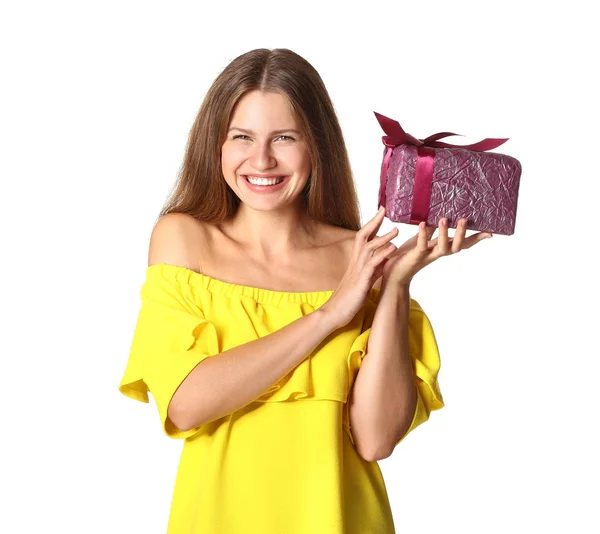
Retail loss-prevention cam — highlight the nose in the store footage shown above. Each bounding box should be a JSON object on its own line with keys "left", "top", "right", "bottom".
{"left": 249, "top": 140, "right": 277, "bottom": 170}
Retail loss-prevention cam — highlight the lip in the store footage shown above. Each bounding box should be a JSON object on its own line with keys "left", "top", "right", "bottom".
{"left": 242, "top": 174, "right": 290, "bottom": 193}
{"left": 242, "top": 174, "right": 288, "bottom": 178}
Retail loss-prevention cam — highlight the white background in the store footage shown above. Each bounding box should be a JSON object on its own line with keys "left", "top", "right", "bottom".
{"left": 1, "top": 0, "right": 599, "bottom": 532}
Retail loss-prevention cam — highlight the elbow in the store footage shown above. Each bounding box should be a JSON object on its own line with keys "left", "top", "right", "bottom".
{"left": 167, "top": 394, "right": 206, "bottom": 432}
{"left": 360, "top": 443, "right": 392, "bottom": 462}
{"left": 167, "top": 400, "right": 189, "bottom": 432}
{"left": 350, "top": 412, "right": 394, "bottom": 462}
{"left": 354, "top": 435, "right": 391, "bottom": 462}
{"left": 355, "top": 416, "right": 413, "bottom": 462}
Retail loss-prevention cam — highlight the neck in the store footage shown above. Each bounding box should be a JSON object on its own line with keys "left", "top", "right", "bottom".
{"left": 224, "top": 202, "right": 318, "bottom": 262}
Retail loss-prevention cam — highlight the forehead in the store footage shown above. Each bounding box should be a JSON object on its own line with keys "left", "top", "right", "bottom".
{"left": 229, "top": 91, "right": 299, "bottom": 129}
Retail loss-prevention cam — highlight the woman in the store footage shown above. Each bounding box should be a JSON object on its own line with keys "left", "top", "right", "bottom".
{"left": 118, "top": 48, "right": 491, "bottom": 533}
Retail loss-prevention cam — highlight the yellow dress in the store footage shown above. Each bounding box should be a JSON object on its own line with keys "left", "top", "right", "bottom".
{"left": 118, "top": 263, "right": 444, "bottom": 533}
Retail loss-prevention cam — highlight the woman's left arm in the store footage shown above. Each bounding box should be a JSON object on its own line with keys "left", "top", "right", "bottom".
{"left": 348, "top": 216, "right": 493, "bottom": 461}
{"left": 347, "top": 279, "right": 415, "bottom": 462}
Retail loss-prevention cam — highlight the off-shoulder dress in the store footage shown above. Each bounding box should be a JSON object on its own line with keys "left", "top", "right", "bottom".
{"left": 118, "top": 263, "right": 444, "bottom": 533}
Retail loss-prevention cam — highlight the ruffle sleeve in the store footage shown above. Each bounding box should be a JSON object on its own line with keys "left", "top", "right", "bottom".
{"left": 344, "top": 297, "right": 444, "bottom": 447}
{"left": 118, "top": 267, "right": 221, "bottom": 439}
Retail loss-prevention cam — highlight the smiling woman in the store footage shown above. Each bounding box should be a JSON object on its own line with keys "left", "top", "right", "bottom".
{"left": 118, "top": 47, "right": 444, "bottom": 534}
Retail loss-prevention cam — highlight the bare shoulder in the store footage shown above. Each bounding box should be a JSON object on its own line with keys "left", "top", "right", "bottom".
{"left": 148, "top": 212, "right": 208, "bottom": 270}
{"left": 322, "top": 223, "right": 357, "bottom": 246}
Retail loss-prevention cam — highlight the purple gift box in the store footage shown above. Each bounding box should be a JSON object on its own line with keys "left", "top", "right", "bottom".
{"left": 374, "top": 112, "right": 522, "bottom": 236}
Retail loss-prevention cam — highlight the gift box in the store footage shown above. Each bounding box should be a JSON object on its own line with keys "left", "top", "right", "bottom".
{"left": 374, "top": 112, "right": 522, "bottom": 236}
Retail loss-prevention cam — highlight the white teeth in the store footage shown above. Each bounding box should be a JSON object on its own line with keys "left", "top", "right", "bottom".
{"left": 246, "top": 176, "right": 285, "bottom": 186}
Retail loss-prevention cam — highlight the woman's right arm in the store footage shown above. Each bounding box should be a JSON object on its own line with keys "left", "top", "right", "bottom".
{"left": 172, "top": 302, "right": 337, "bottom": 431}
{"left": 149, "top": 214, "right": 342, "bottom": 432}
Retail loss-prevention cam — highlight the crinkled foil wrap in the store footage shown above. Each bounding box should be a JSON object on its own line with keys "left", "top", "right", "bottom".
{"left": 383, "top": 144, "right": 522, "bottom": 235}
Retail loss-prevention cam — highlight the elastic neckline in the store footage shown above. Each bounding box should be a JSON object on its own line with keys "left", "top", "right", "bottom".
{"left": 146, "top": 263, "right": 381, "bottom": 305}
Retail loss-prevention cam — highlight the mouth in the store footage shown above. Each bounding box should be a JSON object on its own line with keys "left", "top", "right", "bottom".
{"left": 242, "top": 175, "right": 289, "bottom": 186}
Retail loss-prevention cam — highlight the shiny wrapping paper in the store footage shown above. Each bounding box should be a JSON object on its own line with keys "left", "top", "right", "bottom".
{"left": 375, "top": 112, "right": 522, "bottom": 235}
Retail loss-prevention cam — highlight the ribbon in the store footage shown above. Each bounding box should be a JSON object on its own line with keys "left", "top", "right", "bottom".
{"left": 374, "top": 111, "right": 509, "bottom": 224}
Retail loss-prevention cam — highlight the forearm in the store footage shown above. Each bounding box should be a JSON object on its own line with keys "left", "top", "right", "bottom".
{"left": 348, "top": 281, "right": 417, "bottom": 460}
{"left": 169, "top": 308, "right": 339, "bottom": 430}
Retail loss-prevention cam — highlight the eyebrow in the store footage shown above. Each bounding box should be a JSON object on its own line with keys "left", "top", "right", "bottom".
{"left": 228, "top": 127, "right": 301, "bottom": 135}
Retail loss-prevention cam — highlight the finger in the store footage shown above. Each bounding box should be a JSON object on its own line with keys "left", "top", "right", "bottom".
{"left": 437, "top": 217, "right": 450, "bottom": 254}
{"left": 461, "top": 231, "right": 493, "bottom": 250}
{"left": 370, "top": 241, "right": 398, "bottom": 266}
{"left": 396, "top": 228, "right": 421, "bottom": 253}
{"left": 361, "top": 206, "right": 387, "bottom": 241}
{"left": 366, "top": 226, "right": 399, "bottom": 251}
{"left": 394, "top": 221, "right": 436, "bottom": 256}
{"left": 451, "top": 218, "right": 468, "bottom": 253}
{"left": 416, "top": 221, "right": 429, "bottom": 252}
{"left": 425, "top": 224, "right": 437, "bottom": 241}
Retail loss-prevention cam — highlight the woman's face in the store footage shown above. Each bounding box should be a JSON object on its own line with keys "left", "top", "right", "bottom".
{"left": 221, "top": 90, "right": 312, "bottom": 210}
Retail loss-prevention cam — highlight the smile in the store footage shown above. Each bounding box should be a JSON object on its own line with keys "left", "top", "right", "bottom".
{"left": 244, "top": 175, "right": 287, "bottom": 185}
{"left": 242, "top": 175, "right": 291, "bottom": 192}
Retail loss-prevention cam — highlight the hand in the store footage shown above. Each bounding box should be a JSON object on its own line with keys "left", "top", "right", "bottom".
{"left": 381, "top": 216, "right": 493, "bottom": 286}
{"left": 320, "top": 206, "right": 399, "bottom": 329}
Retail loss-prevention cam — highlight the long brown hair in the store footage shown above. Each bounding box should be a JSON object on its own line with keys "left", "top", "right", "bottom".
{"left": 158, "top": 48, "right": 362, "bottom": 231}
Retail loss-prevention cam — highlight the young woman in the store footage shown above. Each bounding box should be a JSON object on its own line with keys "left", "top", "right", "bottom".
{"left": 118, "top": 48, "right": 491, "bottom": 533}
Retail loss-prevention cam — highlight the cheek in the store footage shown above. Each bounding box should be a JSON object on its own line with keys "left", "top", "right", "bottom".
{"left": 221, "top": 144, "right": 244, "bottom": 164}
{"left": 282, "top": 145, "right": 310, "bottom": 164}
{"left": 292, "top": 150, "right": 312, "bottom": 170}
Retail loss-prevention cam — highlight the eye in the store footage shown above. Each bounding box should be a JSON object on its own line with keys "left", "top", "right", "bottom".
{"left": 232, "top": 134, "right": 296, "bottom": 141}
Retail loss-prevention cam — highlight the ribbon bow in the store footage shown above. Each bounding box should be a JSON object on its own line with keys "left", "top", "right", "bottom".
{"left": 374, "top": 111, "right": 509, "bottom": 224}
